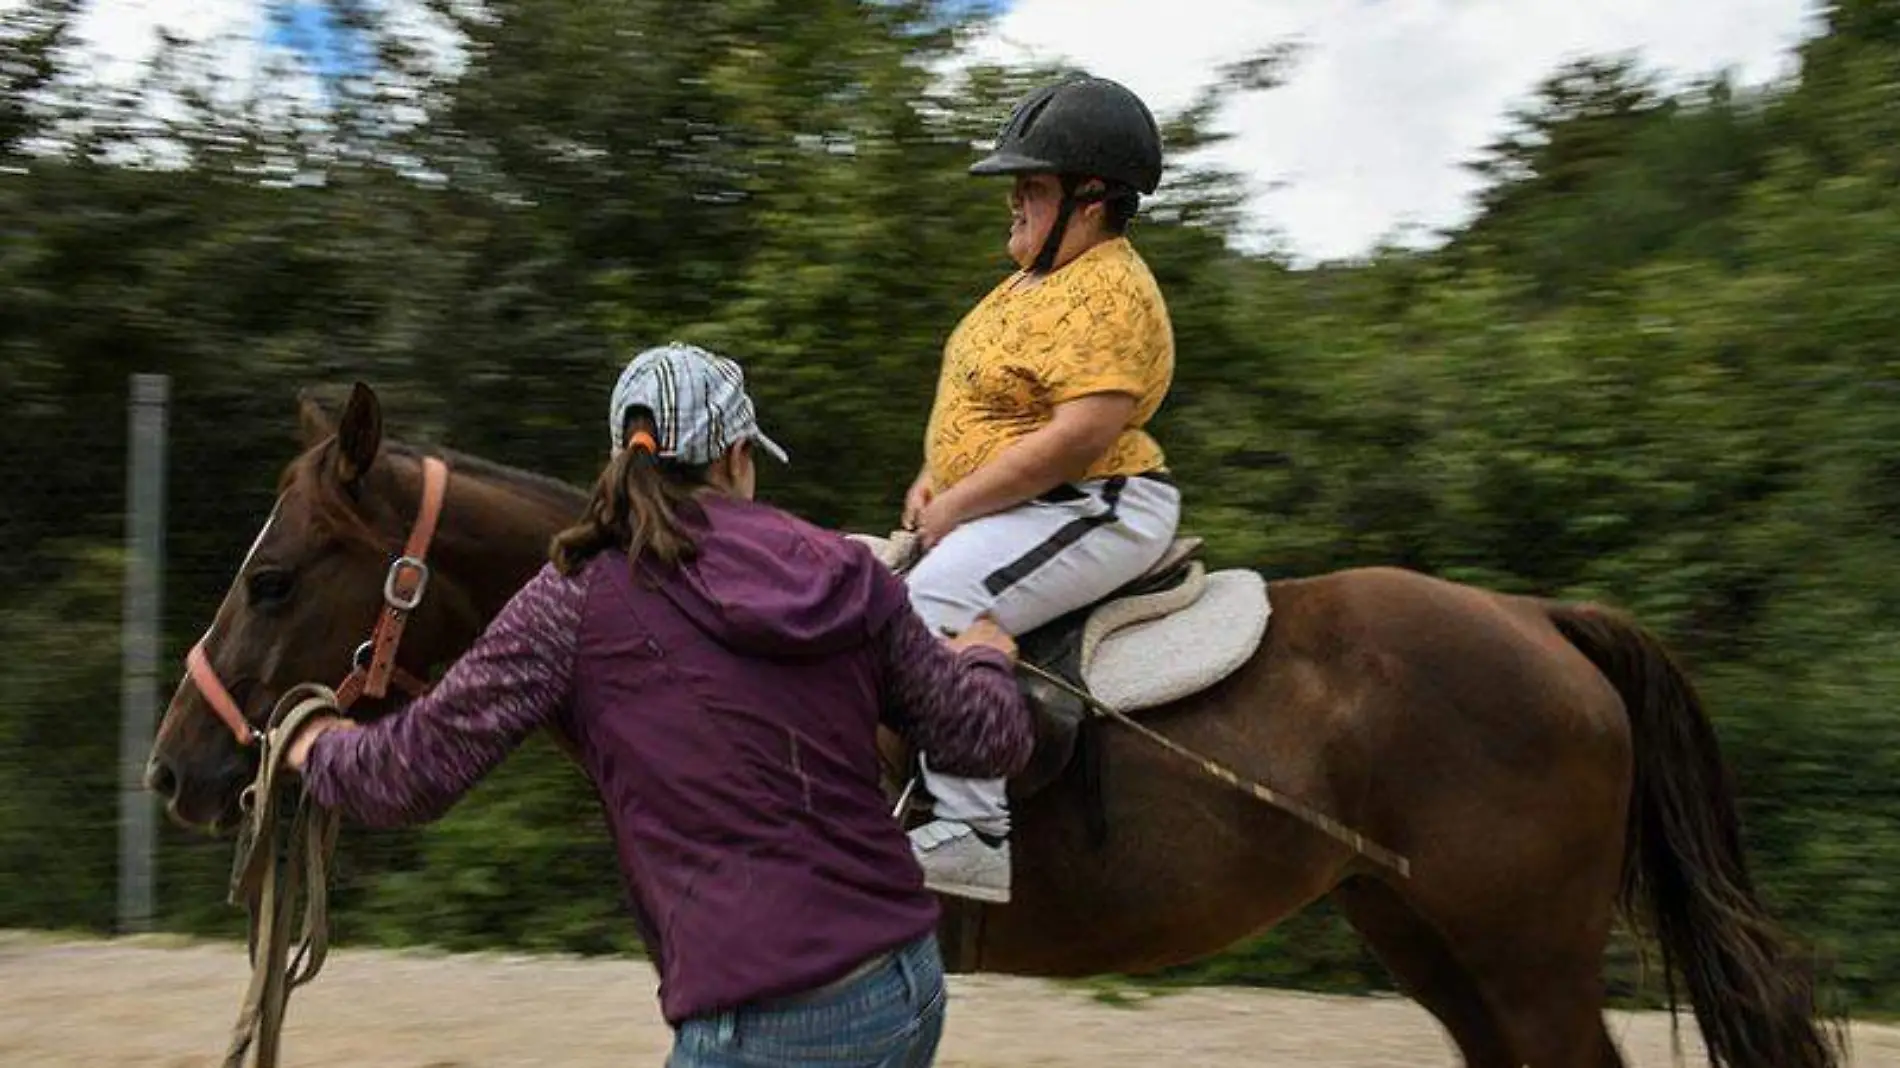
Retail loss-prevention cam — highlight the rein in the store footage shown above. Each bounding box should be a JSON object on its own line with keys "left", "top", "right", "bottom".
{"left": 189, "top": 455, "right": 451, "bottom": 1068}
{"left": 1015, "top": 660, "right": 1414, "bottom": 879}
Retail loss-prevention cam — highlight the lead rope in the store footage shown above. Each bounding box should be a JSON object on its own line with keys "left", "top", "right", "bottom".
{"left": 222, "top": 683, "right": 345, "bottom": 1068}
{"left": 1015, "top": 661, "right": 1413, "bottom": 879}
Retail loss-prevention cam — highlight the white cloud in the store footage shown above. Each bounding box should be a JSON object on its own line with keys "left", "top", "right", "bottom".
{"left": 61, "top": 0, "right": 260, "bottom": 85}
{"left": 966, "top": 0, "right": 1828, "bottom": 263}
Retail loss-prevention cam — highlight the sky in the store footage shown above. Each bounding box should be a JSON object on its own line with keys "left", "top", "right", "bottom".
{"left": 261, "top": 1, "right": 364, "bottom": 78}
{"left": 27, "top": 0, "right": 1830, "bottom": 263}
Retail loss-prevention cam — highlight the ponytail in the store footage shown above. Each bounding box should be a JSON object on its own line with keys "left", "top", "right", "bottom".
{"left": 550, "top": 408, "right": 710, "bottom": 576}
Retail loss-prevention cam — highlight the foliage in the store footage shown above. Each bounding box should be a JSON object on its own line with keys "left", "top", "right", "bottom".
{"left": 3, "top": 0, "right": 1898, "bottom": 1014}
{"left": 0, "top": 544, "right": 127, "bottom": 933}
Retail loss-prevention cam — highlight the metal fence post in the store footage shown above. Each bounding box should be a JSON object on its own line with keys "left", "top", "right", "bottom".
{"left": 119, "top": 372, "right": 168, "bottom": 934}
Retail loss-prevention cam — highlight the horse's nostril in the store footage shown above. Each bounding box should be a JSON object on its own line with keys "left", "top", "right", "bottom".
{"left": 145, "top": 758, "right": 178, "bottom": 799}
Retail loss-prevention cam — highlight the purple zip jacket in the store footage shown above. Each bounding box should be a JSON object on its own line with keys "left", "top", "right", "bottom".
{"left": 303, "top": 493, "right": 1033, "bottom": 1024}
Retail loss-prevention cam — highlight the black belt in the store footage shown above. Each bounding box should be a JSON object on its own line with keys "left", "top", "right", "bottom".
{"left": 1038, "top": 469, "right": 1171, "bottom": 504}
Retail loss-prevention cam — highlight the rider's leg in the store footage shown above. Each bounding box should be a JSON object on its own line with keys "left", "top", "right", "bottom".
{"left": 904, "top": 475, "right": 1180, "bottom": 901}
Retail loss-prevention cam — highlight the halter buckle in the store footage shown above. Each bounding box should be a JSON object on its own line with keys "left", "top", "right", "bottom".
{"left": 383, "top": 555, "right": 429, "bottom": 612}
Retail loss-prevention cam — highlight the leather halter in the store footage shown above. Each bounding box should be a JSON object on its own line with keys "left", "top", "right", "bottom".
{"left": 186, "top": 456, "right": 451, "bottom": 747}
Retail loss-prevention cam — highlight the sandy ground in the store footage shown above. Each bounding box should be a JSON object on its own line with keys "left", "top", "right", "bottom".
{"left": 2, "top": 930, "right": 1895, "bottom": 1067}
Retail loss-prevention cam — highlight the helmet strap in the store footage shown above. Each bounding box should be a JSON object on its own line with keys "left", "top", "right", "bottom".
{"left": 1030, "top": 177, "right": 1078, "bottom": 275}
{"left": 1030, "top": 176, "right": 1110, "bottom": 275}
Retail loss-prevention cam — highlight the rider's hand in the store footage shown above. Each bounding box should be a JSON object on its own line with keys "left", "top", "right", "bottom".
{"left": 902, "top": 470, "right": 934, "bottom": 531}
{"left": 916, "top": 491, "right": 966, "bottom": 550}
{"left": 948, "top": 616, "right": 1017, "bottom": 664}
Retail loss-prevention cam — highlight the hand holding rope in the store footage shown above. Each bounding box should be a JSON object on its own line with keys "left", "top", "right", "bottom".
{"left": 222, "top": 683, "right": 347, "bottom": 1068}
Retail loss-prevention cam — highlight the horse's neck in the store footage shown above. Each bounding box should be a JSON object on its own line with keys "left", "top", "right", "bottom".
{"left": 427, "top": 466, "right": 585, "bottom": 623}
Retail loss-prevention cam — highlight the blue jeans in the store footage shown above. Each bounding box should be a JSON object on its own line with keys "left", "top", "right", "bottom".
{"left": 667, "top": 934, "right": 946, "bottom": 1067}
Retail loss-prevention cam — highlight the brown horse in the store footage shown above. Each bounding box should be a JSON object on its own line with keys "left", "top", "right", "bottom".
{"left": 148, "top": 383, "right": 1842, "bottom": 1068}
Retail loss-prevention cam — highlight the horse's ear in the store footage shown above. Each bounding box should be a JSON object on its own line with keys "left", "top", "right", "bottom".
{"left": 297, "top": 390, "right": 335, "bottom": 451}
{"left": 334, "top": 382, "right": 383, "bottom": 486}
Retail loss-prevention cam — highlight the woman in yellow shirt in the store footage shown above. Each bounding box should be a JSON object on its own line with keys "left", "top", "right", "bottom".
{"left": 900, "top": 76, "right": 1180, "bottom": 903}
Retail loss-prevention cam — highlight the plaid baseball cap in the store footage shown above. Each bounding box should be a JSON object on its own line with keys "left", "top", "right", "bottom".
{"left": 608, "top": 342, "right": 789, "bottom": 464}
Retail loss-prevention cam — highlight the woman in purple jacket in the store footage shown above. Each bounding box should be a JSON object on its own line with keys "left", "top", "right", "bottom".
{"left": 284, "top": 342, "right": 1034, "bottom": 1067}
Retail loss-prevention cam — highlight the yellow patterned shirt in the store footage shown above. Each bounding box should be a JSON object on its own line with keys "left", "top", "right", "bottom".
{"left": 924, "top": 237, "right": 1174, "bottom": 492}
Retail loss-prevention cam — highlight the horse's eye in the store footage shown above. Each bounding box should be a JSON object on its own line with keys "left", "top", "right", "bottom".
{"left": 247, "top": 568, "right": 295, "bottom": 607}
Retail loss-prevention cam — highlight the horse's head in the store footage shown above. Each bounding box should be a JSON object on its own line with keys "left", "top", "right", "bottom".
{"left": 145, "top": 382, "right": 491, "bottom": 832}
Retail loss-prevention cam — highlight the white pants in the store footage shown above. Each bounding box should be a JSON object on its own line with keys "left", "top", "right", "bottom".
{"left": 905, "top": 474, "right": 1182, "bottom": 834}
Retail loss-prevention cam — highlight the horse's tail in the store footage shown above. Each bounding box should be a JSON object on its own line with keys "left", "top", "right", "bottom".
{"left": 1543, "top": 600, "right": 1843, "bottom": 1068}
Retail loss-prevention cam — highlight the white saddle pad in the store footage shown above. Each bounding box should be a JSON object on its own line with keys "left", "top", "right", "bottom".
{"left": 1082, "top": 569, "right": 1271, "bottom": 713}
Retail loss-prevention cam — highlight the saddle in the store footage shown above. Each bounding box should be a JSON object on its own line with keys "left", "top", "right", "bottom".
{"left": 853, "top": 530, "right": 1272, "bottom": 825}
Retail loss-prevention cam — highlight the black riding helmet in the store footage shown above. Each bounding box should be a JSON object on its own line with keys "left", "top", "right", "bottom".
{"left": 970, "top": 76, "right": 1163, "bottom": 273}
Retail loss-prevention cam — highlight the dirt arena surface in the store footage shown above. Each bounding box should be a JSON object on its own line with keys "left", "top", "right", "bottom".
{"left": 4, "top": 930, "right": 1895, "bottom": 1066}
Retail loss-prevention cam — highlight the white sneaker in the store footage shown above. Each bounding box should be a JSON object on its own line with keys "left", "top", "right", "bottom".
{"left": 908, "top": 819, "right": 1011, "bottom": 903}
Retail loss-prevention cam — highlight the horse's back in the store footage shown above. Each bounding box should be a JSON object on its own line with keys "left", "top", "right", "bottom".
{"left": 1257, "top": 564, "right": 1633, "bottom": 837}
{"left": 1266, "top": 564, "right": 1626, "bottom": 728}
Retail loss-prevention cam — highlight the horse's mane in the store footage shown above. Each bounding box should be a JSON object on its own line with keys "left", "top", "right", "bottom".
{"left": 282, "top": 437, "right": 589, "bottom": 558}
{"left": 392, "top": 440, "right": 590, "bottom": 514}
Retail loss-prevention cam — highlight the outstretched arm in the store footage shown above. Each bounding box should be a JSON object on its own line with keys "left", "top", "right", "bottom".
{"left": 296, "top": 564, "right": 585, "bottom": 828}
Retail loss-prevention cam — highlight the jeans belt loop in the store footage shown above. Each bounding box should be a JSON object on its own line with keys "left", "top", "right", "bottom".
{"left": 894, "top": 940, "right": 921, "bottom": 1004}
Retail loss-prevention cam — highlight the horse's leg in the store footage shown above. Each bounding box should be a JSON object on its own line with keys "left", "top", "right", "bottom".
{"left": 1390, "top": 765, "right": 1631, "bottom": 1068}
{"left": 1369, "top": 775, "right": 1631, "bottom": 1067}
{"left": 1465, "top": 921, "right": 1627, "bottom": 1068}
{"left": 1331, "top": 877, "right": 1515, "bottom": 1068}
{"left": 1343, "top": 835, "right": 1629, "bottom": 1068}
{"left": 1486, "top": 978, "right": 1627, "bottom": 1068}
